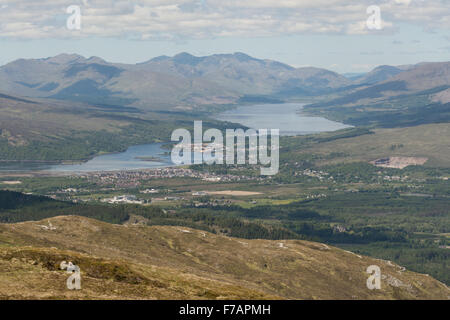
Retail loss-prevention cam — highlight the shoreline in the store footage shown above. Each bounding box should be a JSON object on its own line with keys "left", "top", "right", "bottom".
{"left": 0, "top": 141, "right": 170, "bottom": 166}
{"left": 0, "top": 101, "right": 349, "bottom": 176}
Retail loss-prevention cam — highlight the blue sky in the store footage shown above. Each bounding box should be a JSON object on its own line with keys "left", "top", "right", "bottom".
{"left": 0, "top": 0, "right": 449, "bottom": 73}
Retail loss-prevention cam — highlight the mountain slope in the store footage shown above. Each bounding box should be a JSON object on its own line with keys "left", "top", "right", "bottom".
{"left": 0, "top": 216, "right": 448, "bottom": 300}
{"left": 354, "top": 65, "right": 404, "bottom": 85}
{"left": 0, "top": 53, "right": 351, "bottom": 109}
{"left": 320, "top": 62, "right": 450, "bottom": 106}
{"left": 389, "top": 62, "right": 450, "bottom": 92}
{"left": 0, "top": 91, "right": 185, "bottom": 161}
{"left": 304, "top": 61, "right": 450, "bottom": 127}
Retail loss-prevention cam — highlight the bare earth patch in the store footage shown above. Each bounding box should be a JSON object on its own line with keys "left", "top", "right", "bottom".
{"left": 432, "top": 88, "right": 450, "bottom": 104}
{"left": 0, "top": 181, "right": 22, "bottom": 185}
{"left": 371, "top": 156, "right": 428, "bottom": 169}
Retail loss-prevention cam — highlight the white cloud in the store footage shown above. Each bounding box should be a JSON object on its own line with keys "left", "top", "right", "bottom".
{"left": 394, "top": 0, "right": 412, "bottom": 5}
{"left": 0, "top": 0, "right": 448, "bottom": 40}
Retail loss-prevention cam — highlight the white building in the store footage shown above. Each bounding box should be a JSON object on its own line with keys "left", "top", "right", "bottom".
{"left": 103, "top": 195, "right": 144, "bottom": 204}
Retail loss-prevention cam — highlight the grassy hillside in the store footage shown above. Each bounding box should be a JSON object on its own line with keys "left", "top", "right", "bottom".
{"left": 0, "top": 93, "right": 178, "bottom": 160}
{"left": 303, "top": 62, "right": 450, "bottom": 128}
{"left": 0, "top": 215, "right": 448, "bottom": 300}
{"left": 0, "top": 93, "right": 234, "bottom": 161}
{"left": 287, "top": 123, "right": 450, "bottom": 167}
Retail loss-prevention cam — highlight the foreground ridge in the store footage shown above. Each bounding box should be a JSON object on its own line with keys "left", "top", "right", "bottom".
{"left": 0, "top": 215, "right": 448, "bottom": 300}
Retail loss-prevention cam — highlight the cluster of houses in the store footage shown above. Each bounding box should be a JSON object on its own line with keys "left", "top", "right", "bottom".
{"left": 295, "top": 169, "right": 333, "bottom": 181}
{"left": 80, "top": 167, "right": 264, "bottom": 187}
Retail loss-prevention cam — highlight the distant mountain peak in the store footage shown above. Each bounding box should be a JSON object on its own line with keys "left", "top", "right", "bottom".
{"left": 141, "top": 55, "right": 171, "bottom": 64}
{"left": 0, "top": 52, "right": 380, "bottom": 108}
{"left": 172, "top": 52, "right": 203, "bottom": 65}
{"left": 174, "top": 52, "right": 195, "bottom": 57}
{"left": 86, "top": 56, "right": 106, "bottom": 64}
{"left": 232, "top": 52, "right": 258, "bottom": 62}
{"left": 43, "top": 53, "right": 85, "bottom": 64}
{"left": 354, "top": 64, "right": 403, "bottom": 85}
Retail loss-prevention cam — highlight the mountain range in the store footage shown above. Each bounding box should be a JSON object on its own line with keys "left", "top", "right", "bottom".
{"left": 0, "top": 53, "right": 360, "bottom": 109}
{"left": 0, "top": 52, "right": 448, "bottom": 112}
{"left": 0, "top": 52, "right": 449, "bottom": 160}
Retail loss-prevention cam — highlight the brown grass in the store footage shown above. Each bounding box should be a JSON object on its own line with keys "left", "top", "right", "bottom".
{"left": 0, "top": 216, "right": 448, "bottom": 300}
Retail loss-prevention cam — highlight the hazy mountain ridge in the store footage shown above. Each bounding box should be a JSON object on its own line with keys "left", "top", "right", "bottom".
{"left": 353, "top": 65, "right": 404, "bottom": 85}
{"left": 303, "top": 61, "right": 450, "bottom": 127}
{"left": 0, "top": 53, "right": 448, "bottom": 132}
{"left": 0, "top": 53, "right": 351, "bottom": 109}
{"left": 320, "top": 61, "right": 450, "bottom": 106}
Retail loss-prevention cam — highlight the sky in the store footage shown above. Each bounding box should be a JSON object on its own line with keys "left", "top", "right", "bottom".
{"left": 0, "top": 0, "right": 449, "bottom": 73}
